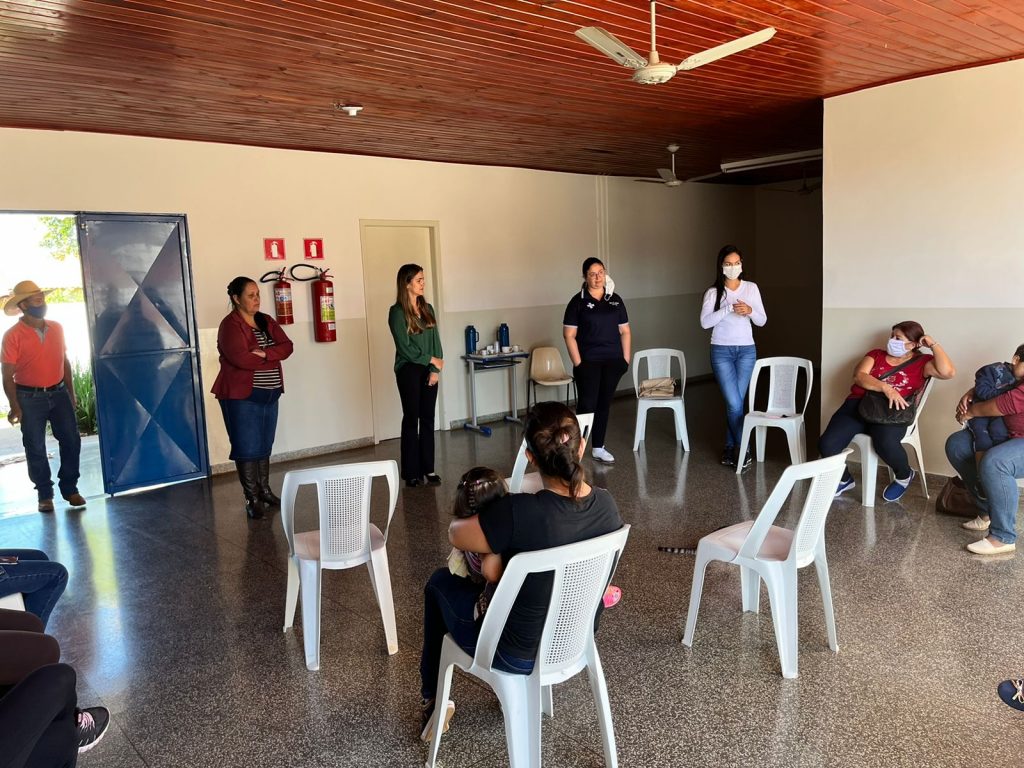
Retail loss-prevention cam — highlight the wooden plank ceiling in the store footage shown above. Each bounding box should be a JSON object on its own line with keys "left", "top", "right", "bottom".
{"left": 1, "top": 1, "right": 1023, "bottom": 180}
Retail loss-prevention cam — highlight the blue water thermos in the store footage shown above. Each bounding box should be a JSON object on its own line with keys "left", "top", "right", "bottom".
{"left": 498, "top": 323, "right": 510, "bottom": 349}
{"left": 465, "top": 325, "right": 479, "bottom": 355}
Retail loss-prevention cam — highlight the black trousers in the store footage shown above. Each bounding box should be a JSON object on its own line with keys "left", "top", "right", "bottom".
{"left": 573, "top": 358, "right": 628, "bottom": 449}
{"left": 0, "top": 663, "right": 78, "bottom": 768}
{"left": 819, "top": 398, "right": 911, "bottom": 480}
{"left": 395, "top": 363, "right": 438, "bottom": 481}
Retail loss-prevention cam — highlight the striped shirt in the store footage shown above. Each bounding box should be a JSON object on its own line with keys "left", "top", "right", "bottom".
{"left": 251, "top": 328, "right": 282, "bottom": 390}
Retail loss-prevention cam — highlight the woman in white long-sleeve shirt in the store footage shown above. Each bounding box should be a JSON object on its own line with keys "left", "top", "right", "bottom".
{"left": 699, "top": 245, "right": 767, "bottom": 469}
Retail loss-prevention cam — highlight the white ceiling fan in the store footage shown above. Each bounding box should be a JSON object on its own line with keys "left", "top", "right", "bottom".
{"left": 576, "top": 2, "right": 776, "bottom": 85}
{"left": 636, "top": 144, "right": 683, "bottom": 186}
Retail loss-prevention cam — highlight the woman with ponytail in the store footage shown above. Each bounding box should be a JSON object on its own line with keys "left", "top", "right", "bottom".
{"left": 700, "top": 244, "right": 767, "bottom": 469}
{"left": 417, "top": 401, "right": 623, "bottom": 741}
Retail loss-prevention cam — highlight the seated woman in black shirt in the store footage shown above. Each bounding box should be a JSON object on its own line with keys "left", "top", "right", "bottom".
{"left": 418, "top": 401, "right": 624, "bottom": 741}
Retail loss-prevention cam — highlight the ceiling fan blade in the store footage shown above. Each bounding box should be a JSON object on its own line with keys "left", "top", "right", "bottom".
{"left": 575, "top": 26, "right": 647, "bottom": 69}
{"left": 657, "top": 168, "right": 677, "bottom": 182}
{"left": 677, "top": 27, "right": 776, "bottom": 71}
{"left": 635, "top": 178, "right": 667, "bottom": 184}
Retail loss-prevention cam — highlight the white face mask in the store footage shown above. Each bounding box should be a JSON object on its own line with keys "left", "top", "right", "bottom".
{"left": 887, "top": 337, "right": 911, "bottom": 357}
{"left": 722, "top": 264, "right": 742, "bottom": 280}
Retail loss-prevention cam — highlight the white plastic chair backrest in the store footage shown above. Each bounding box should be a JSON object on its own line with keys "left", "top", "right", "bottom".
{"left": 530, "top": 347, "right": 569, "bottom": 380}
{"left": 509, "top": 413, "right": 594, "bottom": 493}
{"left": 907, "top": 377, "right": 934, "bottom": 437}
{"left": 632, "top": 348, "right": 686, "bottom": 398}
{"left": 473, "top": 525, "right": 630, "bottom": 676}
{"left": 0, "top": 592, "right": 25, "bottom": 611}
{"left": 280, "top": 460, "right": 399, "bottom": 567}
{"left": 746, "top": 356, "right": 813, "bottom": 415}
{"left": 737, "top": 451, "right": 851, "bottom": 567}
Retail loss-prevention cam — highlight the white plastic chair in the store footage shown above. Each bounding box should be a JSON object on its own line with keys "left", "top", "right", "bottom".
{"left": 631, "top": 348, "right": 689, "bottom": 452}
{"left": 528, "top": 347, "right": 576, "bottom": 409}
{"left": 425, "top": 525, "right": 630, "bottom": 768}
{"left": 736, "top": 356, "right": 813, "bottom": 473}
{"left": 281, "top": 460, "right": 399, "bottom": 671}
{"left": 847, "top": 377, "right": 934, "bottom": 507}
{"left": 0, "top": 593, "right": 26, "bottom": 611}
{"left": 682, "top": 451, "right": 851, "bottom": 679}
{"left": 508, "top": 413, "right": 594, "bottom": 494}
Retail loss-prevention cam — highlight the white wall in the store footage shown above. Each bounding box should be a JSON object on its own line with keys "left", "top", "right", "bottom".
{"left": 823, "top": 58, "right": 1024, "bottom": 474}
{"left": 0, "top": 128, "right": 755, "bottom": 466}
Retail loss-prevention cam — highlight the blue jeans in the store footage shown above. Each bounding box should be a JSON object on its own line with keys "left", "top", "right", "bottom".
{"left": 967, "top": 416, "right": 1009, "bottom": 452}
{"left": 710, "top": 344, "right": 757, "bottom": 448}
{"left": 420, "top": 568, "right": 534, "bottom": 699}
{"left": 219, "top": 388, "right": 281, "bottom": 461}
{"left": 819, "top": 398, "right": 911, "bottom": 481}
{"left": 0, "top": 549, "right": 68, "bottom": 629}
{"left": 15, "top": 386, "right": 80, "bottom": 502}
{"left": 945, "top": 430, "right": 1024, "bottom": 545}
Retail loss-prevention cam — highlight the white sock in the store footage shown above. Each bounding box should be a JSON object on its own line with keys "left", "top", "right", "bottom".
{"left": 896, "top": 473, "right": 912, "bottom": 487}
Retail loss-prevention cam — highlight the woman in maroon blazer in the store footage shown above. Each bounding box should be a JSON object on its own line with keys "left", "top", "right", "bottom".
{"left": 211, "top": 276, "right": 294, "bottom": 519}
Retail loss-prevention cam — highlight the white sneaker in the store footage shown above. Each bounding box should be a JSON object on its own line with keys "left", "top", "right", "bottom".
{"left": 592, "top": 446, "right": 615, "bottom": 464}
{"left": 961, "top": 516, "right": 991, "bottom": 532}
{"left": 966, "top": 537, "right": 1016, "bottom": 555}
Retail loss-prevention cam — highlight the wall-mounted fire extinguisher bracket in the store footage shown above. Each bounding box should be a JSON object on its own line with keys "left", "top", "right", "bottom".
{"left": 289, "top": 264, "right": 337, "bottom": 343}
{"left": 259, "top": 268, "right": 294, "bottom": 325}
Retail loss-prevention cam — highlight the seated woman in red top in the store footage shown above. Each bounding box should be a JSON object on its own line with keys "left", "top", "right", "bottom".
{"left": 819, "top": 321, "right": 955, "bottom": 502}
{"left": 211, "top": 276, "right": 294, "bottom": 520}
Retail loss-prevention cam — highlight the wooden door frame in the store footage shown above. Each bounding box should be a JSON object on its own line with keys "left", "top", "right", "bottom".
{"left": 358, "top": 219, "right": 446, "bottom": 443}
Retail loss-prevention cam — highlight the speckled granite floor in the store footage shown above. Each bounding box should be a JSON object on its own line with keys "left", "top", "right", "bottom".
{"left": 1, "top": 381, "right": 1020, "bottom": 767}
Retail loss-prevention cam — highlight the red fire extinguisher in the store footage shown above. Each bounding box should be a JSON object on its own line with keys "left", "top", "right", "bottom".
{"left": 290, "top": 264, "right": 336, "bottom": 342}
{"left": 259, "top": 269, "right": 293, "bottom": 325}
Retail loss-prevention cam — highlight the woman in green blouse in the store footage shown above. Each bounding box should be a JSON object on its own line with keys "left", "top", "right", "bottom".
{"left": 389, "top": 264, "right": 444, "bottom": 487}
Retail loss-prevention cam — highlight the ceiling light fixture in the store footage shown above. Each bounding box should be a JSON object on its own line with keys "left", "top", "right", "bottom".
{"left": 720, "top": 149, "right": 822, "bottom": 174}
{"left": 333, "top": 103, "right": 363, "bottom": 117}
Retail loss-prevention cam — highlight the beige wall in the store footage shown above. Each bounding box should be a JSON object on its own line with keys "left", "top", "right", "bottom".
{"left": 0, "top": 128, "right": 757, "bottom": 465}
{"left": 823, "top": 58, "right": 1024, "bottom": 474}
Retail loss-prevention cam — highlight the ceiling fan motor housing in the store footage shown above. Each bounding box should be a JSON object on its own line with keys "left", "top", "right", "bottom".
{"left": 631, "top": 63, "right": 677, "bottom": 84}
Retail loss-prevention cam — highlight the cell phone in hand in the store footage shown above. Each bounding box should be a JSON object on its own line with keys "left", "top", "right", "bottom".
{"left": 0, "top": 556, "right": 18, "bottom": 564}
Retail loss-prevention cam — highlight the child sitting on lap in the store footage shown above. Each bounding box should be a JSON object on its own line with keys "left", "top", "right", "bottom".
{"left": 966, "top": 345, "right": 1024, "bottom": 470}
{"left": 447, "top": 467, "right": 507, "bottom": 619}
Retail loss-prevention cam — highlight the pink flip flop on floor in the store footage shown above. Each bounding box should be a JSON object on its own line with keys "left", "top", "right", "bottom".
{"left": 602, "top": 585, "right": 622, "bottom": 609}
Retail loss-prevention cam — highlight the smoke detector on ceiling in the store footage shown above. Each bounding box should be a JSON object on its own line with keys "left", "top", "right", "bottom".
{"left": 334, "top": 103, "right": 363, "bottom": 117}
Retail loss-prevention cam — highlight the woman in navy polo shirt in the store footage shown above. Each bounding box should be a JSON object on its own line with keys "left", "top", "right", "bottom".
{"left": 563, "top": 257, "right": 630, "bottom": 464}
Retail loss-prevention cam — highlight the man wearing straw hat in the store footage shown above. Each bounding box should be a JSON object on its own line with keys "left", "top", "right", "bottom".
{"left": 1, "top": 280, "right": 86, "bottom": 513}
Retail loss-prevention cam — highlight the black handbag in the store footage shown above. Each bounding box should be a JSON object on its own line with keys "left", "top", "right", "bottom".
{"left": 857, "top": 357, "right": 922, "bottom": 426}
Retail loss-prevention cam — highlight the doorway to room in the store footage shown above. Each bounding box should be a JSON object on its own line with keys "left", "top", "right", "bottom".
{"left": 0, "top": 212, "right": 210, "bottom": 516}
{"left": 0, "top": 213, "right": 99, "bottom": 517}
{"left": 359, "top": 220, "right": 444, "bottom": 443}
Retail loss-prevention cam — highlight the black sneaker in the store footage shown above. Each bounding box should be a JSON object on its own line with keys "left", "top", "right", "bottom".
{"left": 425, "top": 473, "right": 442, "bottom": 486}
{"left": 420, "top": 697, "right": 455, "bottom": 742}
{"left": 76, "top": 706, "right": 110, "bottom": 753}
{"left": 998, "top": 678, "right": 1024, "bottom": 712}
{"left": 405, "top": 477, "right": 423, "bottom": 488}
{"left": 720, "top": 448, "right": 737, "bottom": 467}
{"left": 740, "top": 450, "right": 753, "bottom": 470}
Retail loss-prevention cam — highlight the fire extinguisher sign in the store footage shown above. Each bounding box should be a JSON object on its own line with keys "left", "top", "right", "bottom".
{"left": 304, "top": 238, "right": 325, "bottom": 260}
{"left": 264, "top": 238, "right": 286, "bottom": 260}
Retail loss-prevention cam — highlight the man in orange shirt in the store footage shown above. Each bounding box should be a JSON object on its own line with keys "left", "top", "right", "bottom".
{"left": 1, "top": 281, "right": 86, "bottom": 513}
